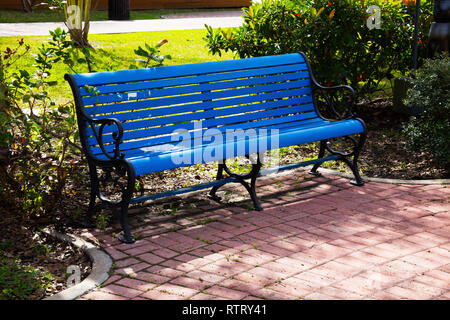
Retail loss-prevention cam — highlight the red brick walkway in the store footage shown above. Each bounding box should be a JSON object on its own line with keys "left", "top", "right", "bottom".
{"left": 78, "top": 169, "right": 450, "bottom": 300}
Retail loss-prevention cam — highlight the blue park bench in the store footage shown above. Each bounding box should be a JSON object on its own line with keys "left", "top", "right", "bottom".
{"left": 65, "top": 52, "right": 367, "bottom": 243}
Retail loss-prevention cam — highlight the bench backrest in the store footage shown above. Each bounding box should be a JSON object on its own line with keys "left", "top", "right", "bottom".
{"left": 65, "top": 52, "right": 319, "bottom": 158}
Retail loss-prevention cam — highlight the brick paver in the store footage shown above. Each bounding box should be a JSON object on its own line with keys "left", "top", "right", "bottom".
{"left": 78, "top": 169, "right": 449, "bottom": 300}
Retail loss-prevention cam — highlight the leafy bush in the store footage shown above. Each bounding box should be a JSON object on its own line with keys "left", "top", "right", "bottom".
{"left": 204, "top": 0, "right": 433, "bottom": 95}
{"left": 0, "top": 37, "right": 79, "bottom": 217}
{"left": 0, "top": 29, "right": 171, "bottom": 219}
{"left": 402, "top": 53, "right": 450, "bottom": 168}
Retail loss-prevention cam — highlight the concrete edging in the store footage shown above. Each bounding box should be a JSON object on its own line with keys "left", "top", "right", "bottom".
{"left": 313, "top": 167, "right": 450, "bottom": 185}
{"left": 43, "top": 229, "right": 112, "bottom": 301}
{"left": 257, "top": 165, "right": 449, "bottom": 185}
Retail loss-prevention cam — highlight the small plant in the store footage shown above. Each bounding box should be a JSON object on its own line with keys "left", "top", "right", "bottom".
{"left": 402, "top": 53, "right": 450, "bottom": 169}
{"left": 95, "top": 211, "right": 111, "bottom": 230}
{"left": 0, "top": 241, "right": 13, "bottom": 251}
{"left": 0, "top": 30, "right": 175, "bottom": 300}
{"left": 195, "top": 218, "right": 219, "bottom": 225}
{"left": 133, "top": 233, "right": 141, "bottom": 241}
{"left": 0, "top": 253, "right": 54, "bottom": 300}
{"left": 131, "top": 39, "right": 171, "bottom": 69}
{"left": 161, "top": 201, "right": 178, "bottom": 215}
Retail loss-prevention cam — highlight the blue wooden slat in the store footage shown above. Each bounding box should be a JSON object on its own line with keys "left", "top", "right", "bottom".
{"left": 85, "top": 84, "right": 312, "bottom": 120}
{"left": 85, "top": 81, "right": 311, "bottom": 116}
{"left": 115, "top": 104, "right": 314, "bottom": 139}
{"left": 89, "top": 100, "right": 313, "bottom": 145}
{"left": 73, "top": 53, "right": 305, "bottom": 86}
{"left": 84, "top": 79, "right": 309, "bottom": 118}
{"left": 91, "top": 111, "right": 319, "bottom": 156}
{"left": 79, "top": 65, "right": 309, "bottom": 97}
{"left": 96, "top": 98, "right": 314, "bottom": 140}
{"left": 97, "top": 96, "right": 314, "bottom": 137}
{"left": 81, "top": 71, "right": 308, "bottom": 106}
{"left": 87, "top": 89, "right": 312, "bottom": 140}
{"left": 91, "top": 117, "right": 327, "bottom": 158}
{"left": 90, "top": 117, "right": 324, "bottom": 156}
{"left": 85, "top": 87, "right": 313, "bottom": 139}
{"left": 87, "top": 81, "right": 311, "bottom": 135}
{"left": 88, "top": 95, "right": 313, "bottom": 145}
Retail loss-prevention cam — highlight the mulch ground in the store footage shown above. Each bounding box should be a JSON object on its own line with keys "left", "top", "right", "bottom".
{"left": 1, "top": 98, "right": 448, "bottom": 299}
{"left": 353, "top": 98, "right": 448, "bottom": 179}
{"left": 0, "top": 205, "right": 91, "bottom": 299}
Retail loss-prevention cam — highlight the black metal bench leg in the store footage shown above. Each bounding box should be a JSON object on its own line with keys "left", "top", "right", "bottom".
{"left": 248, "top": 167, "right": 262, "bottom": 211}
{"left": 342, "top": 132, "right": 366, "bottom": 186}
{"left": 118, "top": 202, "right": 135, "bottom": 243}
{"left": 236, "top": 158, "right": 262, "bottom": 211}
{"left": 117, "top": 161, "right": 136, "bottom": 243}
{"left": 309, "top": 139, "right": 327, "bottom": 176}
{"left": 341, "top": 157, "right": 364, "bottom": 186}
{"left": 208, "top": 163, "right": 225, "bottom": 202}
{"left": 84, "top": 188, "right": 97, "bottom": 228}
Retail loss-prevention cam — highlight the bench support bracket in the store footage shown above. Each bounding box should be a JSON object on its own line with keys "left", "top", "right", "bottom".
{"left": 209, "top": 155, "right": 263, "bottom": 211}
{"left": 83, "top": 161, "right": 136, "bottom": 244}
{"left": 309, "top": 131, "right": 366, "bottom": 186}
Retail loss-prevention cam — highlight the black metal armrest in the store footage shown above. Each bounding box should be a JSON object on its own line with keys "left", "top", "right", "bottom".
{"left": 312, "top": 82, "right": 356, "bottom": 120}
{"left": 87, "top": 117, "right": 124, "bottom": 161}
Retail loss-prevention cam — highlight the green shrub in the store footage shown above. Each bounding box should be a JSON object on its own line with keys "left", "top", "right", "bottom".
{"left": 0, "top": 36, "right": 81, "bottom": 217}
{"left": 204, "top": 0, "right": 433, "bottom": 96}
{"left": 0, "top": 29, "right": 171, "bottom": 218}
{"left": 402, "top": 53, "right": 450, "bottom": 168}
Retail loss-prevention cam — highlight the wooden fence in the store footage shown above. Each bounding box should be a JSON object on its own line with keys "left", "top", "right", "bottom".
{"left": 1, "top": 0, "right": 251, "bottom": 10}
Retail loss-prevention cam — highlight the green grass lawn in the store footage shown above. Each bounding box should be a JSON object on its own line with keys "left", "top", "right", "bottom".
{"left": 0, "top": 8, "right": 234, "bottom": 23}
{"left": 0, "top": 29, "right": 234, "bottom": 103}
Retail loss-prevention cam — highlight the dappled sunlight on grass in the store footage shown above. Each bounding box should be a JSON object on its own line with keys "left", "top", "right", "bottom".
{"left": 0, "top": 29, "right": 234, "bottom": 104}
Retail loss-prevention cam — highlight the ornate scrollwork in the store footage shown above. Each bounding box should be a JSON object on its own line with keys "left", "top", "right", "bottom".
{"left": 97, "top": 164, "right": 129, "bottom": 205}
{"left": 87, "top": 117, "right": 125, "bottom": 160}
{"left": 313, "top": 84, "right": 356, "bottom": 120}
{"left": 325, "top": 135, "right": 359, "bottom": 158}
{"left": 209, "top": 155, "right": 263, "bottom": 211}
{"left": 222, "top": 155, "right": 262, "bottom": 180}
{"left": 87, "top": 159, "right": 136, "bottom": 243}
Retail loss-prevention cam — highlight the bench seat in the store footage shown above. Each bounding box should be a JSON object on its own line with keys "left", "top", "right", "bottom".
{"left": 93, "top": 117, "right": 364, "bottom": 176}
